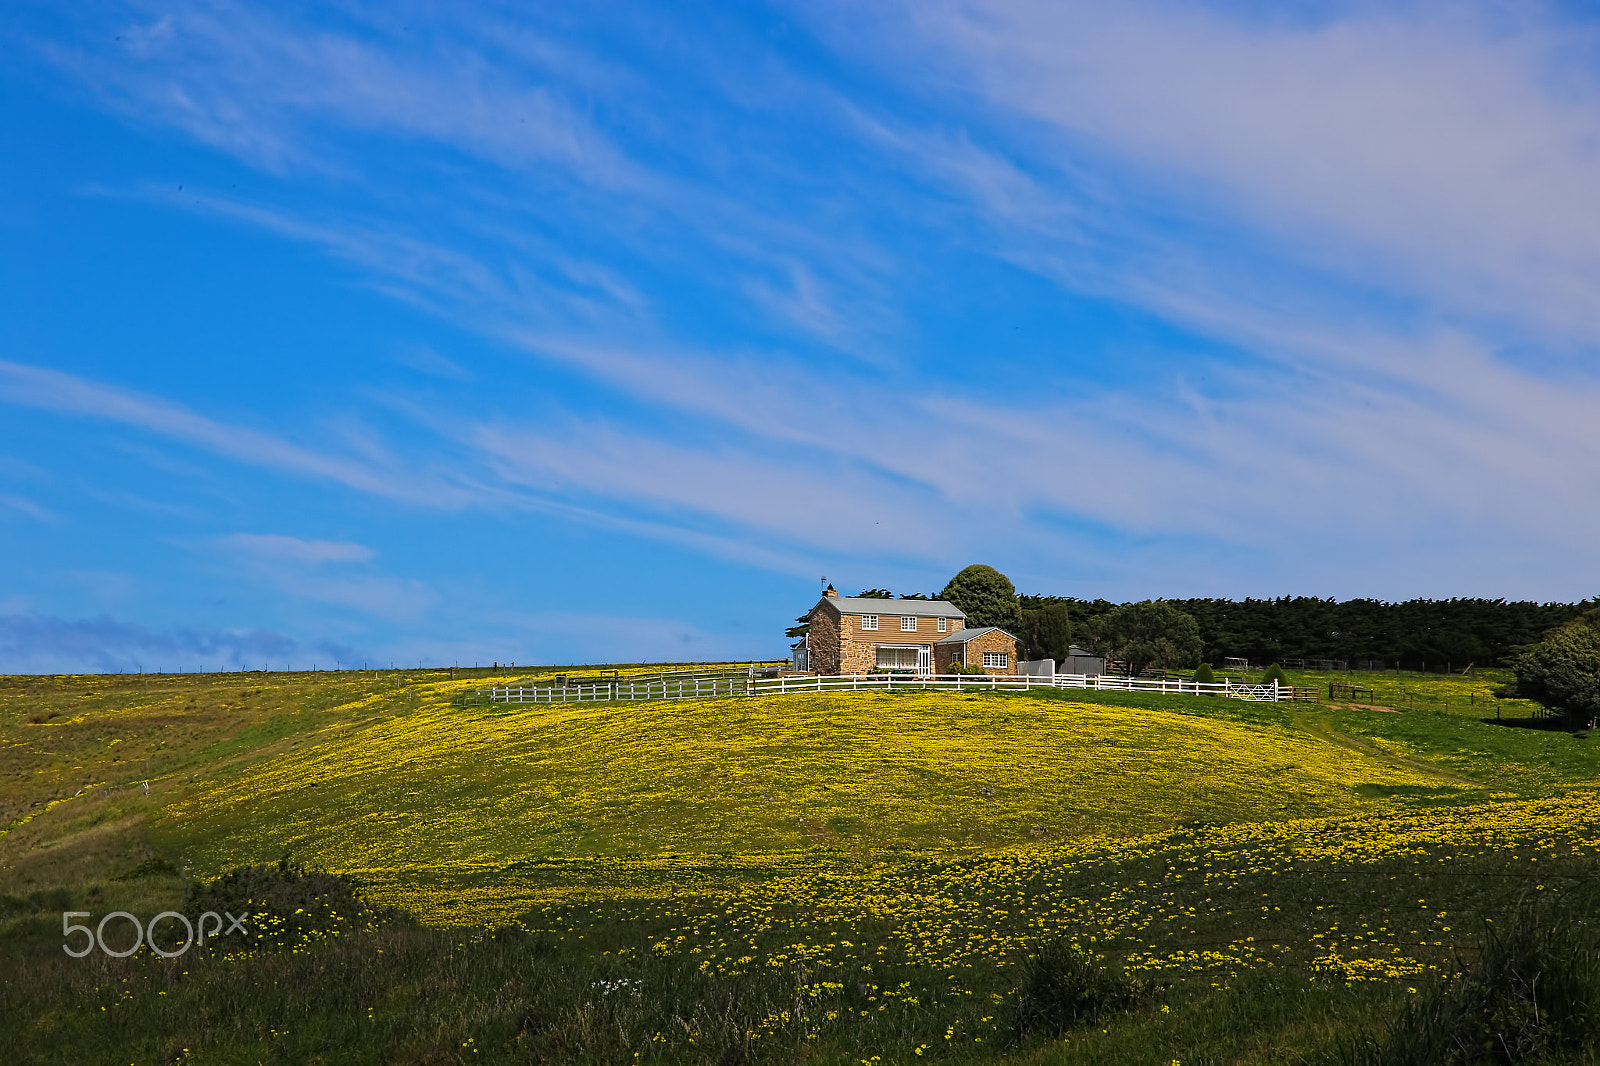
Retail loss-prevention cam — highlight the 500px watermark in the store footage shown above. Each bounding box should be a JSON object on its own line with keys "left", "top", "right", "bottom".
{"left": 62, "top": 910, "right": 250, "bottom": 958}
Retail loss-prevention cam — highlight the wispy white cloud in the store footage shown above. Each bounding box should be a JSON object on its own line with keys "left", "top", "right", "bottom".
{"left": 478, "top": 609, "right": 739, "bottom": 666}
{"left": 212, "top": 532, "right": 436, "bottom": 620}
{"left": 864, "top": 0, "right": 1600, "bottom": 348}
{"left": 471, "top": 418, "right": 967, "bottom": 562}
{"left": 395, "top": 345, "right": 473, "bottom": 382}
{"left": 0, "top": 493, "right": 58, "bottom": 521}
{"left": 37, "top": 1, "right": 643, "bottom": 187}
{"left": 0, "top": 360, "right": 486, "bottom": 508}
{"left": 219, "top": 533, "right": 375, "bottom": 565}
{"left": 0, "top": 611, "right": 354, "bottom": 674}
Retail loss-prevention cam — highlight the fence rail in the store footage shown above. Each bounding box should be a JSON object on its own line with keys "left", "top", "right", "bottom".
{"left": 483, "top": 677, "right": 746, "bottom": 704}
{"left": 750, "top": 673, "right": 1294, "bottom": 701}
{"left": 477, "top": 671, "right": 1307, "bottom": 706}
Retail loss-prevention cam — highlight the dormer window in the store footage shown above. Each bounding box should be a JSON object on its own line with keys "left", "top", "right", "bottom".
{"left": 861, "top": 615, "right": 878, "bottom": 630}
{"left": 901, "top": 616, "right": 917, "bottom": 631}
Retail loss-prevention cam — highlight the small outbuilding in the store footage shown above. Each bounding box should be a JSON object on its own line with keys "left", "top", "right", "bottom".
{"left": 933, "top": 626, "right": 1020, "bottom": 676}
{"left": 1059, "top": 644, "right": 1106, "bottom": 676}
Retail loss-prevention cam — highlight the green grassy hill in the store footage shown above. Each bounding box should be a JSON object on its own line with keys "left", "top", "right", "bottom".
{"left": 3, "top": 666, "right": 1599, "bottom": 1065}
{"left": 154, "top": 685, "right": 1494, "bottom": 924}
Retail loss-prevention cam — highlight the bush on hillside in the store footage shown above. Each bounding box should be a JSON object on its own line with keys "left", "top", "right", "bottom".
{"left": 1009, "top": 939, "right": 1149, "bottom": 1040}
{"left": 1192, "top": 663, "right": 1216, "bottom": 684}
{"left": 187, "top": 857, "right": 405, "bottom": 951}
{"left": 1261, "top": 663, "right": 1288, "bottom": 686}
{"left": 1348, "top": 891, "right": 1600, "bottom": 1065}
{"left": 1511, "top": 610, "right": 1600, "bottom": 722}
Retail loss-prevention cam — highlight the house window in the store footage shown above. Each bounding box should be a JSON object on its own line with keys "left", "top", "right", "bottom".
{"left": 876, "top": 646, "right": 918, "bottom": 670}
{"left": 861, "top": 615, "right": 878, "bottom": 630}
{"left": 937, "top": 617, "right": 947, "bottom": 632}
{"left": 982, "top": 651, "right": 1009, "bottom": 668}
{"left": 901, "top": 616, "right": 917, "bottom": 631}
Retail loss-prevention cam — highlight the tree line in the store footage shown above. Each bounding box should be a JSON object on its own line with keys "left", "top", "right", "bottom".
{"left": 802, "top": 566, "right": 1594, "bottom": 670}
{"left": 939, "top": 565, "right": 1596, "bottom": 670}
{"left": 794, "top": 565, "right": 1599, "bottom": 717}
{"left": 1018, "top": 595, "right": 1597, "bottom": 670}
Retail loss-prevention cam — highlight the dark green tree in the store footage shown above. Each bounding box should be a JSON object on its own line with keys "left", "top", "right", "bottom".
{"left": 1084, "top": 600, "right": 1203, "bottom": 677}
{"left": 1021, "top": 603, "right": 1073, "bottom": 662}
{"left": 856, "top": 588, "right": 893, "bottom": 598}
{"left": 1261, "top": 663, "right": 1288, "bottom": 686}
{"left": 1192, "top": 662, "right": 1216, "bottom": 684}
{"left": 941, "top": 565, "right": 1023, "bottom": 632}
{"left": 1512, "top": 611, "right": 1600, "bottom": 721}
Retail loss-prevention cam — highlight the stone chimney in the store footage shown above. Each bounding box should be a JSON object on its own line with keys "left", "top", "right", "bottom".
{"left": 822, "top": 584, "right": 838, "bottom": 598}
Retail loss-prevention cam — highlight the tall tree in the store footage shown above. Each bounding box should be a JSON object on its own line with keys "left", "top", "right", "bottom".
{"left": 1085, "top": 601, "right": 1203, "bottom": 676}
{"left": 941, "top": 565, "right": 1023, "bottom": 632}
{"left": 1020, "top": 603, "right": 1073, "bottom": 662}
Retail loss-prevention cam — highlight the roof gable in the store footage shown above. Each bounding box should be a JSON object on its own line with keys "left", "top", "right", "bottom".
{"left": 934, "top": 625, "right": 1018, "bottom": 645}
{"left": 819, "top": 597, "right": 965, "bottom": 619}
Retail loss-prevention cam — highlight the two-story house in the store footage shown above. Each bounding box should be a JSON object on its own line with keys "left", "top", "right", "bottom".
{"left": 791, "top": 586, "right": 1019, "bottom": 676}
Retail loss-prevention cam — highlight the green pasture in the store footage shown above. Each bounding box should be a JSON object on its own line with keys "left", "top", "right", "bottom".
{"left": 2, "top": 666, "right": 1599, "bottom": 1064}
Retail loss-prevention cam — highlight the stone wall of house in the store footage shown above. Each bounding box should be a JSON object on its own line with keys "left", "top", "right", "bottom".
{"left": 807, "top": 603, "right": 843, "bottom": 675}
{"left": 967, "top": 628, "right": 1020, "bottom": 675}
{"left": 837, "top": 629, "right": 880, "bottom": 674}
{"left": 933, "top": 630, "right": 1020, "bottom": 674}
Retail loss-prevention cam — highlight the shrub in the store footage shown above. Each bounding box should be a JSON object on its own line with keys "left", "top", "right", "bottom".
{"left": 1348, "top": 891, "right": 1600, "bottom": 1065}
{"left": 1192, "top": 663, "right": 1216, "bottom": 684}
{"left": 187, "top": 857, "right": 406, "bottom": 951}
{"left": 1008, "top": 939, "right": 1148, "bottom": 1040}
{"left": 1511, "top": 610, "right": 1600, "bottom": 721}
{"left": 1261, "top": 663, "right": 1288, "bottom": 686}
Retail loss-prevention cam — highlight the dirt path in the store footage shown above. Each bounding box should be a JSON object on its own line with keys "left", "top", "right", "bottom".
{"left": 1290, "top": 707, "right": 1487, "bottom": 788}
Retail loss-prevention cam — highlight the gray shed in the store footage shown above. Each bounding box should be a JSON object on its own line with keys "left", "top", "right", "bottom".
{"left": 1059, "top": 645, "right": 1105, "bottom": 676}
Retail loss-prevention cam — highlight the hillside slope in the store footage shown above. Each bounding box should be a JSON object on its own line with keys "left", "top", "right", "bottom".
{"left": 152, "top": 690, "right": 1467, "bottom": 917}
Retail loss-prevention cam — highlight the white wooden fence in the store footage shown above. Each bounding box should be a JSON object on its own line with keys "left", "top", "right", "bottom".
{"left": 479, "top": 671, "right": 1292, "bottom": 705}
{"left": 483, "top": 676, "right": 745, "bottom": 704}
{"left": 749, "top": 673, "right": 1287, "bottom": 701}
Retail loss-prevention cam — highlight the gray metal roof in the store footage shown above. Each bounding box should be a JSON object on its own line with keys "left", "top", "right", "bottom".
{"left": 934, "top": 625, "right": 1016, "bottom": 644}
{"left": 819, "top": 597, "right": 965, "bottom": 619}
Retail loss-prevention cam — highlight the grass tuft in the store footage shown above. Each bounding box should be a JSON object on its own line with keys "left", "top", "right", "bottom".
{"left": 1009, "top": 938, "right": 1151, "bottom": 1039}
{"left": 1349, "top": 889, "right": 1600, "bottom": 1065}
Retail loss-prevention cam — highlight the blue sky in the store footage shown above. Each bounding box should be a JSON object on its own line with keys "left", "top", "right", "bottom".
{"left": 4, "top": 1, "right": 1600, "bottom": 673}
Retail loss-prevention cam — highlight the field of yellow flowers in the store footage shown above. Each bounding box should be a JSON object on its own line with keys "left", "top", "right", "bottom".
{"left": 156, "top": 687, "right": 1466, "bottom": 903}
{"left": 148, "top": 676, "right": 1600, "bottom": 993}
{"left": 6, "top": 667, "right": 1600, "bottom": 1064}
